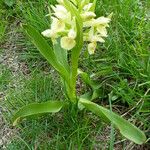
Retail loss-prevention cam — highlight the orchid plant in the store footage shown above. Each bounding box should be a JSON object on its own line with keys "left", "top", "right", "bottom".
{"left": 13, "top": 0, "right": 146, "bottom": 144}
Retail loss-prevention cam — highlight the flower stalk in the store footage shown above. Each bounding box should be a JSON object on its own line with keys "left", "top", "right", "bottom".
{"left": 42, "top": 0, "right": 110, "bottom": 103}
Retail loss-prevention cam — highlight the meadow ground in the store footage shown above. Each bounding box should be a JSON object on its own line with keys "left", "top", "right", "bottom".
{"left": 0, "top": 0, "right": 150, "bottom": 149}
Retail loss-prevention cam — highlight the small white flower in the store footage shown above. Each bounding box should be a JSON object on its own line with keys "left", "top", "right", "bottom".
{"left": 61, "top": 36, "right": 76, "bottom": 50}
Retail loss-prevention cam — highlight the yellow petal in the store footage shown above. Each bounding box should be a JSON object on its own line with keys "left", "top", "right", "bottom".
{"left": 53, "top": 5, "right": 69, "bottom": 20}
{"left": 51, "top": 5, "right": 67, "bottom": 13}
{"left": 61, "top": 36, "right": 76, "bottom": 50}
{"left": 83, "top": 19, "right": 94, "bottom": 27}
{"left": 81, "top": 12, "right": 96, "bottom": 20}
{"left": 97, "top": 26, "right": 108, "bottom": 37}
{"left": 68, "top": 29, "right": 76, "bottom": 39}
{"left": 88, "top": 42, "right": 97, "bottom": 55}
{"left": 51, "top": 17, "right": 65, "bottom": 32}
{"left": 92, "top": 35, "right": 105, "bottom": 43}
{"left": 41, "top": 29, "right": 55, "bottom": 38}
{"left": 55, "top": 5, "right": 67, "bottom": 13}
{"left": 94, "top": 17, "right": 111, "bottom": 25}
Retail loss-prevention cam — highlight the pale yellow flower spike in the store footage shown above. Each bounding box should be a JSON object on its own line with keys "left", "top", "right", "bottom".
{"left": 42, "top": 0, "right": 111, "bottom": 54}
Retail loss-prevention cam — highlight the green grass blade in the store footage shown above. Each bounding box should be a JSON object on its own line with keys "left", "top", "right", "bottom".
{"left": 22, "top": 25, "right": 69, "bottom": 81}
{"left": 79, "top": 98, "right": 146, "bottom": 144}
{"left": 12, "top": 101, "right": 65, "bottom": 126}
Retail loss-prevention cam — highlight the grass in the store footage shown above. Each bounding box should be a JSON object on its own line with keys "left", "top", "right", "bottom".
{"left": 0, "top": 0, "right": 150, "bottom": 149}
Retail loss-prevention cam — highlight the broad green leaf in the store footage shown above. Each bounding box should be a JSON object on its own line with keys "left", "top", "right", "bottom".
{"left": 12, "top": 101, "right": 65, "bottom": 126}
{"left": 53, "top": 39, "right": 70, "bottom": 72}
{"left": 23, "top": 25, "right": 69, "bottom": 82}
{"left": 79, "top": 98, "right": 146, "bottom": 144}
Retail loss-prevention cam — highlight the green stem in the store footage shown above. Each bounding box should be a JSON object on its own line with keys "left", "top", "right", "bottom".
{"left": 63, "top": 0, "right": 83, "bottom": 103}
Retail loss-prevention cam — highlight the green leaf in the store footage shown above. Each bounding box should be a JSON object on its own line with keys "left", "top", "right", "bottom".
{"left": 79, "top": 98, "right": 146, "bottom": 144}
{"left": 12, "top": 101, "right": 65, "bottom": 126}
{"left": 23, "top": 25, "right": 69, "bottom": 82}
{"left": 53, "top": 39, "right": 70, "bottom": 72}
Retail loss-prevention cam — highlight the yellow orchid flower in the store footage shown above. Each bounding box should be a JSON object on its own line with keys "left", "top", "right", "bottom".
{"left": 61, "top": 28, "right": 76, "bottom": 50}
{"left": 88, "top": 42, "right": 97, "bottom": 55}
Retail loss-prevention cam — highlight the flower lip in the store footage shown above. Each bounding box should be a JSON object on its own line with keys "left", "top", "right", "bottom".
{"left": 61, "top": 36, "right": 76, "bottom": 50}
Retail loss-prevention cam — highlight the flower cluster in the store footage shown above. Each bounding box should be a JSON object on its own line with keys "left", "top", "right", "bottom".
{"left": 42, "top": 0, "right": 111, "bottom": 54}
